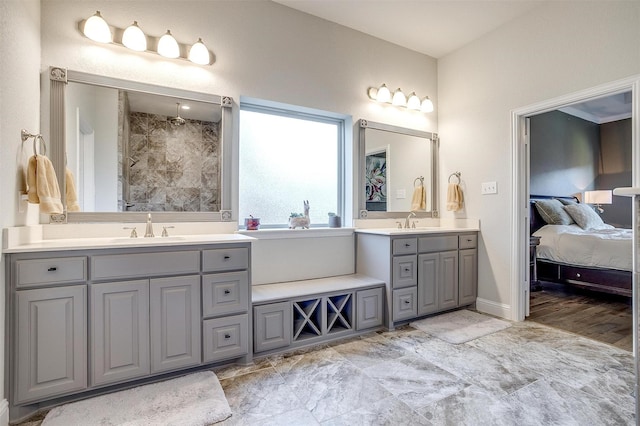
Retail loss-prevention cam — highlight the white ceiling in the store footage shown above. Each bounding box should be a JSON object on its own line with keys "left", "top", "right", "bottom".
{"left": 273, "top": 0, "right": 546, "bottom": 58}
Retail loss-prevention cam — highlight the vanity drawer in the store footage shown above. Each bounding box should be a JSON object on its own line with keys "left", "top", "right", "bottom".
{"left": 202, "top": 248, "right": 249, "bottom": 272}
{"left": 393, "top": 238, "right": 417, "bottom": 255}
{"left": 418, "top": 236, "right": 458, "bottom": 253}
{"left": 392, "top": 287, "right": 417, "bottom": 321}
{"left": 203, "top": 314, "right": 249, "bottom": 363}
{"left": 459, "top": 234, "right": 477, "bottom": 249}
{"left": 392, "top": 255, "right": 417, "bottom": 288}
{"left": 202, "top": 271, "right": 249, "bottom": 318}
{"left": 91, "top": 251, "right": 199, "bottom": 280}
{"left": 16, "top": 257, "right": 87, "bottom": 288}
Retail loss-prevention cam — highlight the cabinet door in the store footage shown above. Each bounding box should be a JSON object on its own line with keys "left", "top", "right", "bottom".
{"left": 417, "top": 253, "right": 438, "bottom": 316}
{"left": 439, "top": 251, "right": 459, "bottom": 310}
{"left": 392, "top": 255, "right": 417, "bottom": 288}
{"left": 150, "top": 276, "right": 201, "bottom": 373}
{"left": 91, "top": 280, "right": 150, "bottom": 386}
{"left": 459, "top": 249, "right": 478, "bottom": 306}
{"left": 254, "top": 302, "right": 291, "bottom": 353}
{"left": 356, "top": 287, "right": 384, "bottom": 330}
{"left": 16, "top": 286, "right": 87, "bottom": 404}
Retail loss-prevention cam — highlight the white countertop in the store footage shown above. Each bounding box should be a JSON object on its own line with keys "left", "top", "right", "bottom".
{"left": 613, "top": 187, "right": 640, "bottom": 197}
{"left": 3, "top": 233, "right": 255, "bottom": 253}
{"left": 355, "top": 226, "right": 479, "bottom": 236}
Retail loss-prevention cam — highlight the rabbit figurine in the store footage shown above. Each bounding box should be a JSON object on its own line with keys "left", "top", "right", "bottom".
{"left": 289, "top": 200, "right": 310, "bottom": 229}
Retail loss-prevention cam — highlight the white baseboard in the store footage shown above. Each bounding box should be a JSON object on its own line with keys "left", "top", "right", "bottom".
{"left": 475, "top": 297, "right": 512, "bottom": 320}
{"left": 0, "top": 399, "right": 8, "bottom": 426}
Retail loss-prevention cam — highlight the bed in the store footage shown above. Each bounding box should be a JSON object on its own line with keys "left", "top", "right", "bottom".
{"left": 530, "top": 195, "right": 632, "bottom": 297}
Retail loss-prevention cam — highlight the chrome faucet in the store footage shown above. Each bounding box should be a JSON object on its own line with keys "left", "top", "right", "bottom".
{"left": 405, "top": 211, "right": 416, "bottom": 229}
{"left": 144, "top": 213, "right": 154, "bottom": 237}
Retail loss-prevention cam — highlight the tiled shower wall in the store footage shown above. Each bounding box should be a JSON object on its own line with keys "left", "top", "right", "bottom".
{"left": 122, "top": 109, "right": 221, "bottom": 212}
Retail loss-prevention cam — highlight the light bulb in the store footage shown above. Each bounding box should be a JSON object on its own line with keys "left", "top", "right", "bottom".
{"left": 407, "top": 92, "right": 421, "bottom": 110}
{"left": 83, "top": 11, "right": 112, "bottom": 43}
{"left": 376, "top": 84, "right": 391, "bottom": 103}
{"left": 421, "top": 96, "right": 434, "bottom": 113}
{"left": 157, "top": 30, "right": 180, "bottom": 58}
{"left": 392, "top": 88, "right": 406, "bottom": 107}
{"left": 367, "top": 87, "right": 378, "bottom": 100}
{"left": 188, "top": 38, "right": 210, "bottom": 65}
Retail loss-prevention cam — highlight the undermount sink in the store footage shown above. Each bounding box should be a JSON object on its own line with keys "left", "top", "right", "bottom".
{"left": 109, "top": 236, "right": 187, "bottom": 243}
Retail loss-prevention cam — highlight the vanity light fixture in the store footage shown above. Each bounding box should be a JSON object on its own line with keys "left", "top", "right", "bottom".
{"left": 122, "top": 21, "right": 147, "bottom": 51}
{"left": 78, "top": 12, "right": 214, "bottom": 65}
{"left": 368, "top": 83, "right": 434, "bottom": 113}
{"left": 82, "top": 11, "right": 112, "bottom": 43}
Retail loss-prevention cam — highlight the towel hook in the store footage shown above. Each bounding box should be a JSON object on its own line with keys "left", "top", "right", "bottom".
{"left": 448, "top": 171, "right": 461, "bottom": 184}
{"left": 414, "top": 176, "right": 424, "bottom": 187}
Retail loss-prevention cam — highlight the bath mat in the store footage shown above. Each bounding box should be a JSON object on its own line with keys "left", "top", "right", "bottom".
{"left": 410, "top": 309, "right": 511, "bottom": 344}
{"left": 42, "top": 371, "right": 232, "bottom": 426}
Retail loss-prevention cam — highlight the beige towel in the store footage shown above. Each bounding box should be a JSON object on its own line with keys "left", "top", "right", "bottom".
{"left": 66, "top": 168, "right": 80, "bottom": 212}
{"left": 446, "top": 183, "right": 464, "bottom": 212}
{"left": 411, "top": 185, "right": 426, "bottom": 211}
{"left": 26, "top": 155, "right": 63, "bottom": 214}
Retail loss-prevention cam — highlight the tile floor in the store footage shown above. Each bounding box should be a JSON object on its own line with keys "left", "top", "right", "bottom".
{"left": 215, "top": 316, "right": 635, "bottom": 425}
{"left": 17, "top": 311, "right": 636, "bottom": 426}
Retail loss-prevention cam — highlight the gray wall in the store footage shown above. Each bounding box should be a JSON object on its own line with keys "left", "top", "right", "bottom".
{"left": 530, "top": 110, "right": 631, "bottom": 228}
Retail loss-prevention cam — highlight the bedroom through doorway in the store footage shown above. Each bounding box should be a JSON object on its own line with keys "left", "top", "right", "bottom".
{"left": 526, "top": 91, "right": 633, "bottom": 351}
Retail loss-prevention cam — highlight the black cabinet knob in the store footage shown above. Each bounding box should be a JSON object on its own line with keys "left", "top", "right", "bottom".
{"left": 224, "top": 289, "right": 231, "bottom": 295}
{"left": 224, "top": 334, "right": 231, "bottom": 339}
{"left": 47, "top": 267, "right": 57, "bottom": 272}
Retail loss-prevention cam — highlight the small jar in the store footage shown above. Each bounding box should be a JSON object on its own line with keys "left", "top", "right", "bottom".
{"left": 244, "top": 217, "right": 260, "bottom": 230}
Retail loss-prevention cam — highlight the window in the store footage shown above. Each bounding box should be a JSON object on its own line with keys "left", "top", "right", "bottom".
{"left": 239, "top": 101, "right": 345, "bottom": 228}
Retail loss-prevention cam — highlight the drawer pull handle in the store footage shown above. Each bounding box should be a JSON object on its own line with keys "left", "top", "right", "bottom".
{"left": 404, "top": 268, "right": 410, "bottom": 273}
{"left": 224, "top": 289, "right": 231, "bottom": 295}
{"left": 466, "top": 239, "right": 472, "bottom": 242}
{"left": 404, "top": 300, "right": 411, "bottom": 304}
{"left": 47, "top": 267, "right": 58, "bottom": 272}
{"left": 405, "top": 243, "right": 410, "bottom": 247}
{"left": 224, "top": 333, "right": 231, "bottom": 339}
{"left": 223, "top": 255, "right": 231, "bottom": 260}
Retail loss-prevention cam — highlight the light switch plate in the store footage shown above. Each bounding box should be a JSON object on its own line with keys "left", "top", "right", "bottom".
{"left": 481, "top": 181, "right": 497, "bottom": 195}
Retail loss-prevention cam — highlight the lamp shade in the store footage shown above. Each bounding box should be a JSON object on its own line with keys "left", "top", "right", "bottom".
{"left": 157, "top": 30, "right": 180, "bottom": 58}
{"left": 122, "top": 21, "right": 147, "bottom": 51}
{"left": 407, "top": 92, "right": 421, "bottom": 110}
{"left": 188, "top": 38, "right": 210, "bottom": 65}
{"left": 421, "top": 96, "right": 434, "bottom": 113}
{"left": 83, "top": 11, "right": 112, "bottom": 43}
{"left": 392, "top": 88, "right": 406, "bottom": 106}
{"left": 376, "top": 84, "right": 391, "bottom": 103}
{"left": 584, "top": 190, "right": 612, "bottom": 205}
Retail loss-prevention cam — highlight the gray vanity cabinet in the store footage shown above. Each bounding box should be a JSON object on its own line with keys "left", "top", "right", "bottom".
{"left": 91, "top": 280, "right": 150, "bottom": 387}
{"left": 357, "top": 231, "right": 478, "bottom": 329}
{"left": 150, "top": 276, "right": 201, "bottom": 373}
{"left": 15, "top": 285, "right": 87, "bottom": 404}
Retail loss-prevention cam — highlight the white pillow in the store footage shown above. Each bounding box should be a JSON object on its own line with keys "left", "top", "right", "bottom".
{"left": 563, "top": 203, "right": 607, "bottom": 230}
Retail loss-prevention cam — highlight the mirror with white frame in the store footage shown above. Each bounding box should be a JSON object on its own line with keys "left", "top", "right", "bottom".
{"left": 47, "top": 67, "right": 233, "bottom": 222}
{"left": 358, "top": 119, "right": 438, "bottom": 218}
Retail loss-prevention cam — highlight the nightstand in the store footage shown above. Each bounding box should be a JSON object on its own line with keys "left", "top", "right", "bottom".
{"left": 530, "top": 236, "right": 541, "bottom": 291}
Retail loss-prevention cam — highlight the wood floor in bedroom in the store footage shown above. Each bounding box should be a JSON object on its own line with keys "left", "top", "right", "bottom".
{"left": 528, "top": 281, "right": 632, "bottom": 352}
